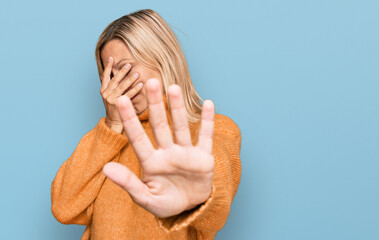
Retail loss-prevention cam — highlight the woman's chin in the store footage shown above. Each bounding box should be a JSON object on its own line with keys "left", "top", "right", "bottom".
{"left": 132, "top": 97, "right": 148, "bottom": 115}
{"left": 136, "top": 106, "right": 148, "bottom": 115}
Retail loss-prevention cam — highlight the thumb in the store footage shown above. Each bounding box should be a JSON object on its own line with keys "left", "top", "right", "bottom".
{"left": 102, "top": 162, "right": 149, "bottom": 205}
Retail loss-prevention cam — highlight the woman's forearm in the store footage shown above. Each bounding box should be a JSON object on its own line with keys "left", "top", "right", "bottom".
{"left": 51, "top": 118, "right": 128, "bottom": 225}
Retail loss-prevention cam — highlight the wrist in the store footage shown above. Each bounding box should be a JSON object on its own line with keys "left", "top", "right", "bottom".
{"left": 184, "top": 186, "right": 213, "bottom": 211}
{"left": 105, "top": 120, "right": 123, "bottom": 134}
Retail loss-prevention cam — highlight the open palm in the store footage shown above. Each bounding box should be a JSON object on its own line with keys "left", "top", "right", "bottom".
{"left": 102, "top": 78, "right": 215, "bottom": 218}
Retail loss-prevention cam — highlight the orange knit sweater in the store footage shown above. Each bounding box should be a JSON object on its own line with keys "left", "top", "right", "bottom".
{"left": 51, "top": 98, "right": 242, "bottom": 240}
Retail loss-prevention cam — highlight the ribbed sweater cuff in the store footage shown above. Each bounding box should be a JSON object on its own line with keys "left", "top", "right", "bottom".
{"left": 96, "top": 118, "right": 128, "bottom": 150}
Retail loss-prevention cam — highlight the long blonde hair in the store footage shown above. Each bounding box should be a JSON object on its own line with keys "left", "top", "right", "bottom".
{"left": 95, "top": 9, "right": 203, "bottom": 123}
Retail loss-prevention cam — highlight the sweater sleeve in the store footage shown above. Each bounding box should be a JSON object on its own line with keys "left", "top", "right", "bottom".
{"left": 51, "top": 117, "right": 128, "bottom": 225}
{"left": 155, "top": 114, "right": 242, "bottom": 235}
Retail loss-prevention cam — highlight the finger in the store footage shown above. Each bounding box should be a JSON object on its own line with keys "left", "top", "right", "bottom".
{"left": 103, "top": 63, "right": 131, "bottom": 97}
{"left": 124, "top": 82, "right": 143, "bottom": 98}
{"left": 113, "top": 72, "right": 140, "bottom": 97}
{"left": 197, "top": 100, "right": 215, "bottom": 154}
{"left": 103, "top": 162, "right": 150, "bottom": 206}
{"left": 108, "top": 72, "right": 140, "bottom": 103}
{"left": 146, "top": 78, "right": 173, "bottom": 149}
{"left": 168, "top": 84, "right": 191, "bottom": 146}
{"left": 116, "top": 95, "right": 155, "bottom": 161}
{"left": 100, "top": 57, "right": 113, "bottom": 93}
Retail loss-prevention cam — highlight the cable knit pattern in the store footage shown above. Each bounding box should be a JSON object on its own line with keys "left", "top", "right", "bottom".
{"left": 51, "top": 98, "right": 242, "bottom": 240}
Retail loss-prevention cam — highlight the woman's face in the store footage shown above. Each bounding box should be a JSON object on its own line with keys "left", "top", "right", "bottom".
{"left": 100, "top": 38, "right": 162, "bottom": 115}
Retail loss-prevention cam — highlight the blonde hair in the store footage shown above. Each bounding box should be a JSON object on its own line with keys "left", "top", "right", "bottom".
{"left": 95, "top": 9, "right": 203, "bottom": 123}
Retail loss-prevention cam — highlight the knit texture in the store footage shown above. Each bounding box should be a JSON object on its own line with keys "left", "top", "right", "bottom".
{"left": 51, "top": 97, "right": 242, "bottom": 240}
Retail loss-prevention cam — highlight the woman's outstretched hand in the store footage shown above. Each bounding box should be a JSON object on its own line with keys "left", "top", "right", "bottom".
{"left": 102, "top": 78, "right": 215, "bottom": 218}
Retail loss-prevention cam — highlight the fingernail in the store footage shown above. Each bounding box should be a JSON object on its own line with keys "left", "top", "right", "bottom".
{"left": 108, "top": 57, "right": 112, "bottom": 62}
{"left": 138, "top": 82, "right": 143, "bottom": 87}
{"left": 124, "top": 63, "right": 131, "bottom": 69}
{"left": 133, "top": 72, "right": 139, "bottom": 78}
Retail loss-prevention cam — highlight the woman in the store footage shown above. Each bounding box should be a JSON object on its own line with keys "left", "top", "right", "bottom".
{"left": 51, "top": 9, "right": 242, "bottom": 240}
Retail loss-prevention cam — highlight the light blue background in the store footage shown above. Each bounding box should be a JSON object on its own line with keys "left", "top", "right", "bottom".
{"left": 0, "top": 0, "right": 378, "bottom": 239}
